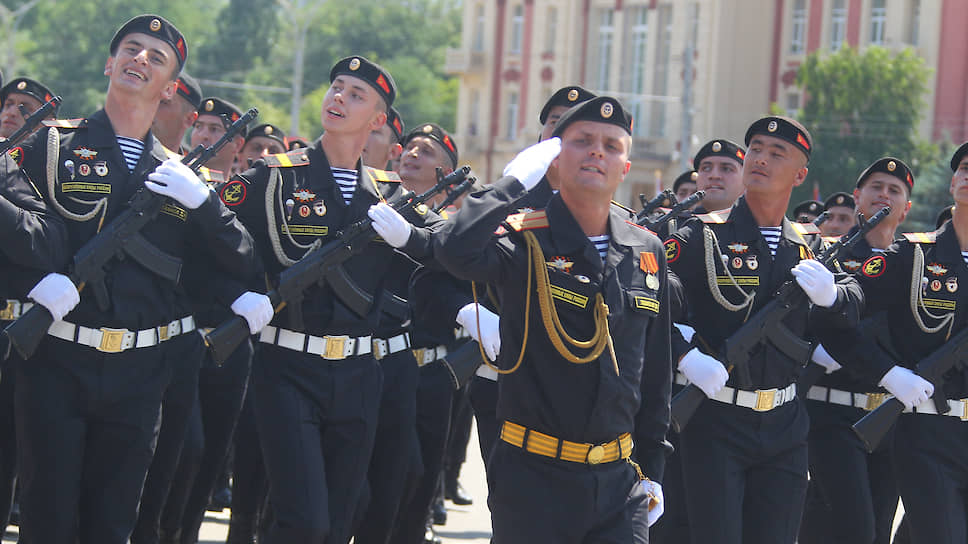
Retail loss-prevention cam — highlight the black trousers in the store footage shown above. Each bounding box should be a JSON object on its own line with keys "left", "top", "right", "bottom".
{"left": 16, "top": 332, "right": 203, "bottom": 544}
{"left": 680, "top": 398, "right": 809, "bottom": 544}
{"left": 0, "top": 351, "right": 17, "bottom": 532}
{"left": 647, "top": 427, "right": 689, "bottom": 543}
{"left": 354, "top": 350, "right": 420, "bottom": 544}
{"left": 468, "top": 374, "right": 499, "bottom": 467}
{"left": 445, "top": 382, "right": 473, "bottom": 480}
{"left": 253, "top": 344, "right": 383, "bottom": 544}
{"left": 228, "top": 390, "right": 269, "bottom": 542}
{"left": 488, "top": 441, "right": 650, "bottom": 544}
{"left": 893, "top": 413, "right": 968, "bottom": 544}
{"left": 800, "top": 400, "right": 898, "bottom": 544}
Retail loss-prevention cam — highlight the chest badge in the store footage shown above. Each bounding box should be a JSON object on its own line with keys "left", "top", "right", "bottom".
{"left": 73, "top": 147, "right": 97, "bottom": 160}
{"left": 731, "top": 256, "right": 744, "bottom": 269}
{"left": 640, "top": 251, "right": 660, "bottom": 289}
{"left": 94, "top": 161, "right": 108, "bottom": 177}
{"left": 727, "top": 243, "right": 749, "bottom": 254}
{"left": 547, "top": 256, "right": 574, "bottom": 273}
{"left": 293, "top": 189, "right": 316, "bottom": 203}
{"left": 313, "top": 200, "right": 327, "bottom": 216}
{"left": 931, "top": 279, "right": 942, "bottom": 292}
{"left": 947, "top": 276, "right": 958, "bottom": 293}
{"left": 285, "top": 199, "right": 295, "bottom": 220}
{"left": 842, "top": 259, "right": 861, "bottom": 272}
{"left": 78, "top": 163, "right": 91, "bottom": 177}
{"left": 745, "top": 255, "right": 759, "bottom": 270}
{"left": 927, "top": 263, "right": 948, "bottom": 276}
{"left": 299, "top": 205, "right": 311, "bottom": 218}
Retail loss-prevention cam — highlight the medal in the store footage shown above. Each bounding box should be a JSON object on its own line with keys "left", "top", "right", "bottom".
{"left": 746, "top": 255, "right": 758, "bottom": 270}
{"left": 931, "top": 279, "right": 942, "bottom": 292}
{"left": 313, "top": 200, "right": 326, "bottom": 216}
{"left": 646, "top": 274, "right": 659, "bottom": 289}
{"left": 293, "top": 189, "right": 316, "bottom": 202}
{"left": 285, "top": 199, "right": 295, "bottom": 221}
{"left": 947, "top": 277, "right": 958, "bottom": 293}
{"left": 732, "top": 256, "right": 743, "bottom": 269}
{"left": 78, "top": 163, "right": 91, "bottom": 177}
{"left": 298, "top": 205, "right": 311, "bottom": 218}
{"left": 94, "top": 161, "right": 108, "bottom": 177}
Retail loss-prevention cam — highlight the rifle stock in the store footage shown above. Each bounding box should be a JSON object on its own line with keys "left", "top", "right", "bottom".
{"left": 636, "top": 190, "right": 676, "bottom": 222}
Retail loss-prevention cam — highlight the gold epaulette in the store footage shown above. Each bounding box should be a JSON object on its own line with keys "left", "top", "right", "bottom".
{"left": 903, "top": 231, "right": 938, "bottom": 243}
{"left": 367, "top": 166, "right": 401, "bottom": 183}
{"left": 42, "top": 118, "right": 85, "bottom": 129}
{"left": 264, "top": 149, "right": 310, "bottom": 168}
{"left": 199, "top": 166, "right": 224, "bottom": 183}
{"left": 161, "top": 145, "right": 182, "bottom": 160}
{"left": 610, "top": 200, "right": 635, "bottom": 217}
{"left": 505, "top": 210, "right": 549, "bottom": 231}
{"left": 790, "top": 222, "right": 821, "bottom": 235}
{"left": 695, "top": 208, "right": 732, "bottom": 224}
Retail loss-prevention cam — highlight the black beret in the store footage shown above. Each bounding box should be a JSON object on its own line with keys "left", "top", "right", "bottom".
{"left": 673, "top": 170, "right": 698, "bottom": 193}
{"left": 950, "top": 142, "right": 968, "bottom": 172}
{"left": 823, "top": 192, "right": 855, "bottom": 211}
{"left": 0, "top": 78, "right": 58, "bottom": 114}
{"left": 694, "top": 139, "right": 745, "bottom": 167}
{"left": 744, "top": 116, "right": 813, "bottom": 161}
{"left": 174, "top": 73, "right": 202, "bottom": 109}
{"left": 110, "top": 15, "right": 187, "bottom": 70}
{"left": 552, "top": 96, "right": 633, "bottom": 138}
{"left": 198, "top": 97, "right": 247, "bottom": 137}
{"left": 793, "top": 200, "right": 824, "bottom": 219}
{"left": 936, "top": 205, "right": 953, "bottom": 229}
{"left": 856, "top": 157, "right": 913, "bottom": 191}
{"left": 404, "top": 123, "right": 458, "bottom": 167}
{"left": 539, "top": 86, "right": 596, "bottom": 125}
{"left": 245, "top": 123, "right": 286, "bottom": 148}
{"left": 330, "top": 56, "right": 396, "bottom": 107}
{"left": 387, "top": 107, "right": 404, "bottom": 142}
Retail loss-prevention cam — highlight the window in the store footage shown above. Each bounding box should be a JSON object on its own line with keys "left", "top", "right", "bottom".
{"left": 625, "top": 7, "right": 649, "bottom": 136}
{"left": 505, "top": 92, "right": 519, "bottom": 141}
{"left": 469, "top": 90, "right": 480, "bottom": 136}
{"left": 908, "top": 0, "right": 920, "bottom": 45}
{"left": 786, "top": 93, "right": 800, "bottom": 116}
{"left": 544, "top": 7, "right": 558, "bottom": 53}
{"left": 870, "top": 0, "right": 886, "bottom": 45}
{"left": 473, "top": 4, "right": 485, "bottom": 52}
{"left": 597, "top": 9, "right": 615, "bottom": 89}
{"left": 790, "top": 0, "right": 807, "bottom": 54}
{"left": 650, "top": 5, "right": 673, "bottom": 137}
{"left": 830, "top": 0, "right": 847, "bottom": 51}
{"left": 510, "top": 5, "right": 524, "bottom": 55}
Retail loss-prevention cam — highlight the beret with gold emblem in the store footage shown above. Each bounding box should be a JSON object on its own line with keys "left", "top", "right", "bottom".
{"left": 0, "top": 77, "right": 58, "bottom": 115}
{"left": 936, "top": 205, "right": 953, "bottom": 229}
{"left": 673, "top": 170, "right": 698, "bottom": 194}
{"left": 245, "top": 123, "right": 286, "bottom": 148}
{"left": 539, "top": 85, "right": 596, "bottom": 125}
{"left": 823, "top": 191, "right": 855, "bottom": 211}
{"left": 855, "top": 157, "right": 913, "bottom": 191}
{"left": 793, "top": 200, "right": 824, "bottom": 221}
{"left": 387, "top": 107, "right": 404, "bottom": 142}
{"left": 329, "top": 55, "right": 396, "bottom": 107}
{"left": 744, "top": 115, "right": 812, "bottom": 161}
{"left": 174, "top": 73, "right": 202, "bottom": 109}
{"left": 198, "top": 96, "right": 247, "bottom": 137}
{"left": 950, "top": 141, "right": 968, "bottom": 172}
{"left": 403, "top": 122, "right": 458, "bottom": 167}
{"left": 694, "top": 138, "right": 745, "bottom": 168}
{"left": 287, "top": 137, "right": 310, "bottom": 151}
{"left": 552, "top": 96, "right": 633, "bottom": 138}
{"left": 110, "top": 14, "right": 187, "bottom": 70}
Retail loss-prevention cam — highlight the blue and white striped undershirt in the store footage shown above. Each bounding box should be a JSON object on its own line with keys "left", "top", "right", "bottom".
{"left": 589, "top": 234, "right": 610, "bottom": 262}
{"left": 760, "top": 226, "right": 781, "bottom": 257}
{"left": 331, "top": 167, "right": 357, "bottom": 205}
{"left": 116, "top": 136, "right": 144, "bottom": 172}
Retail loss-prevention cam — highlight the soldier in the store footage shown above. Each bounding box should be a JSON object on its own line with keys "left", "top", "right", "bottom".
{"left": 820, "top": 191, "right": 855, "bottom": 237}
{"left": 1, "top": 15, "right": 270, "bottom": 544}
{"left": 362, "top": 106, "right": 403, "bottom": 170}
{"left": 151, "top": 73, "right": 201, "bottom": 153}
{"left": 190, "top": 96, "right": 247, "bottom": 176}
{"left": 219, "top": 55, "right": 441, "bottom": 543}
{"left": 673, "top": 169, "right": 698, "bottom": 202}
{"left": 665, "top": 116, "right": 862, "bottom": 543}
{"left": 436, "top": 95, "right": 671, "bottom": 543}
{"left": 238, "top": 123, "right": 287, "bottom": 169}
{"left": 0, "top": 77, "right": 58, "bottom": 139}
{"left": 792, "top": 199, "right": 824, "bottom": 223}
{"left": 694, "top": 138, "right": 745, "bottom": 213}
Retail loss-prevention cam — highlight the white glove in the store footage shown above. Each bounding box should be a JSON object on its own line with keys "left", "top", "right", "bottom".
{"left": 879, "top": 365, "right": 934, "bottom": 411}
{"left": 640, "top": 479, "right": 664, "bottom": 527}
{"left": 502, "top": 137, "right": 561, "bottom": 190}
{"left": 810, "top": 344, "right": 842, "bottom": 374}
{"left": 673, "top": 323, "right": 696, "bottom": 343}
{"left": 456, "top": 302, "right": 501, "bottom": 361}
{"left": 230, "top": 291, "right": 274, "bottom": 335}
{"left": 368, "top": 202, "right": 412, "bottom": 248}
{"left": 677, "top": 348, "right": 729, "bottom": 398}
{"left": 28, "top": 272, "right": 80, "bottom": 321}
{"left": 145, "top": 158, "right": 211, "bottom": 209}
{"left": 791, "top": 259, "right": 837, "bottom": 308}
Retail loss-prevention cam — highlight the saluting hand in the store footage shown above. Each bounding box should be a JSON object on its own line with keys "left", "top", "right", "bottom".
{"left": 502, "top": 137, "right": 561, "bottom": 190}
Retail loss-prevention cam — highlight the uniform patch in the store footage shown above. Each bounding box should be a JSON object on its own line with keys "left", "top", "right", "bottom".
{"left": 8, "top": 147, "right": 23, "bottom": 166}
{"left": 664, "top": 239, "right": 681, "bottom": 263}
{"left": 265, "top": 150, "right": 310, "bottom": 168}
{"left": 716, "top": 276, "right": 759, "bottom": 286}
{"left": 550, "top": 285, "right": 589, "bottom": 308}
{"left": 219, "top": 180, "right": 246, "bottom": 206}
{"left": 862, "top": 255, "right": 886, "bottom": 278}
{"left": 161, "top": 202, "right": 187, "bottom": 221}
{"left": 842, "top": 259, "right": 861, "bottom": 272}
{"left": 922, "top": 298, "right": 956, "bottom": 311}
{"left": 281, "top": 225, "right": 329, "bottom": 236}
{"left": 634, "top": 296, "right": 660, "bottom": 313}
{"left": 62, "top": 182, "right": 110, "bottom": 194}
{"left": 367, "top": 166, "right": 401, "bottom": 183}
{"left": 505, "top": 210, "right": 549, "bottom": 231}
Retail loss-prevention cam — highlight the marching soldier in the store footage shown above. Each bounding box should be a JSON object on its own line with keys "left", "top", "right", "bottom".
{"left": 673, "top": 169, "right": 698, "bottom": 202}
{"left": 436, "top": 96, "right": 672, "bottom": 543}
{"left": 0, "top": 77, "right": 58, "bottom": 139}
{"left": 820, "top": 191, "right": 855, "bottom": 237}
{"left": 2, "top": 15, "right": 269, "bottom": 543}
{"left": 793, "top": 199, "right": 824, "bottom": 223}
{"left": 362, "top": 106, "right": 404, "bottom": 170}
{"left": 238, "top": 123, "right": 287, "bottom": 169}
{"left": 190, "top": 96, "right": 247, "bottom": 175}
{"left": 151, "top": 73, "right": 201, "bottom": 153}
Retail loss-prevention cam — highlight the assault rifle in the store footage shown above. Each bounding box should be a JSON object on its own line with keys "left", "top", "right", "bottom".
{"left": 432, "top": 169, "right": 476, "bottom": 214}
{"left": 813, "top": 210, "right": 830, "bottom": 228}
{"left": 203, "top": 166, "right": 472, "bottom": 365}
{"left": 639, "top": 190, "right": 705, "bottom": 231}
{"left": 3, "top": 108, "right": 259, "bottom": 360}
{"left": 0, "top": 96, "right": 62, "bottom": 155}
{"left": 670, "top": 206, "right": 892, "bottom": 432}
{"left": 635, "top": 190, "right": 676, "bottom": 222}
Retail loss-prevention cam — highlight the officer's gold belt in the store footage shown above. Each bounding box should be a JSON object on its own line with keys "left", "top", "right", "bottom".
{"left": 0, "top": 300, "right": 32, "bottom": 321}
{"left": 500, "top": 421, "right": 632, "bottom": 465}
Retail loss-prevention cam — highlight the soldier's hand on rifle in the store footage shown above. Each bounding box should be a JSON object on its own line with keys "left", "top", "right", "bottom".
{"left": 27, "top": 273, "right": 80, "bottom": 321}
{"left": 368, "top": 202, "right": 412, "bottom": 248}
{"left": 879, "top": 365, "right": 934, "bottom": 410}
{"left": 791, "top": 259, "right": 837, "bottom": 308}
{"left": 678, "top": 348, "right": 729, "bottom": 398}
{"left": 456, "top": 302, "right": 501, "bottom": 361}
{"left": 640, "top": 479, "right": 664, "bottom": 527}
{"left": 502, "top": 137, "right": 561, "bottom": 190}
{"left": 230, "top": 291, "right": 274, "bottom": 335}
{"left": 674, "top": 323, "right": 696, "bottom": 342}
{"left": 811, "top": 344, "right": 842, "bottom": 374}
{"left": 145, "top": 158, "right": 212, "bottom": 210}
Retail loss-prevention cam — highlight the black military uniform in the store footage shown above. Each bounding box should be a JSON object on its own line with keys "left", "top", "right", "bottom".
{"left": 665, "top": 117, "right": 862, "bottom": 544}
{"left": 221, "top": 56, "right": 441, "bottom": 544}
{"left": 436, "top": 97, "right": 672, "bottom": 544}
{"left": 793, "top": 199, "right": 824, "bottom": 223}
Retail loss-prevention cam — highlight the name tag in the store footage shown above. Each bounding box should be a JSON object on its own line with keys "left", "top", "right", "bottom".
{"left": 550, "top": 285, "right": 589, "bottom": 308}
{"left": 62, "top": 182, "right": 110, "bottom": 194}
{"left": 281, "top": 225, "right": 329, "bottom": 236}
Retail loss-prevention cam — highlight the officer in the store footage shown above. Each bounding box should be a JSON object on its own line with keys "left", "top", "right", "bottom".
{"left": 792, "top": 199, "right": 824, "bottom": 223}
{"left": 673, "top": 169, "right": 698, "bottom": 202}
{"left": 0, "top": 77, "right": 58, "bottom": 139}
{"left": 151, "top": 73, "right": 201, "bottom": 153}
{"left": 238, "top": 123, "right": 287, "bottom": 169}
{"left": 665, "top": 116, "right": 862, "bottom": 543}
{"left": 362, "top": 106, "right": 403, "bottom": 170}
{"left": 436, "top": 95, "right": 672, "bottom": 543}
{"left": 820, "top": 191, "right": 855, "bottom": 237}
{"left": 220, "top": 55, "right": 441, "bottom": 543}
{"left": 1, "top": 15, "right": 270, "bottom": 544}
{"left": 800, "top": 158, "right": 914, "bottom": 544}
{"left": 191, "top": 96, "right": 247, "bottom": 175}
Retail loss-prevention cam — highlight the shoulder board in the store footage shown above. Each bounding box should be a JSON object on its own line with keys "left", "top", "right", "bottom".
{"left": 902, "top": 231, "right": 938, "bottom": 244}
{"left": 625, "top": 220, "right": 650, "bottom": 232}
{"left": 696, "top": 209, "right": 731, "bottom": 224}
{"left": 790, "top": 222, "right": 821, "bottom": 236}
{"left": 42, "top": 118, "right": 85, "bottom": 129}
{"left": 505, "top": 210, "right": 549, "bottom": 231}
{"left": 610, "top": 200, "right": 635, "bottom": 216}
{"left": 367, "top": 166, "right": 401, "bottom": 183}
{"left": 822, "top": 235, "right": 841, "bottom": 245}
{"left": 199, "top": 166, "right": 224, "bottom": 183}
{"left": 264, "top": 149, "right": 310, "bottom": 168}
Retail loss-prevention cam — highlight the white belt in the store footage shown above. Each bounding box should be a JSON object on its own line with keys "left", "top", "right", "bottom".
{"left": 259, "top": 325, "right": 372, "bottom": 360}
{"left": 413, "top": 345, "right": 448, "bottom": 366}
{"left": 454, "top": 326, "right": 471, "bottom": 340}
{"left": 0, "top": 299, "right": 33, "bottom": 321}
{"left": 476, "top": 363, "right": 498, "bottom": 381}
{"left": 47, "top": 316, "right": 195, "bottom": 353}
{"left": 807, "top": 386, "right": 890, "bottom": 411}
{"left": 907, "top": 398, "right": 968, "bottom": 420}
{"left": 373, "top": 333, "right": 411, "bottom": 360}
{"left": 709, "top": 383, "right": 797, "bottom": 412}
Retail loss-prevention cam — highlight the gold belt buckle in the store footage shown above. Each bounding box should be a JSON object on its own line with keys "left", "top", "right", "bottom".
{"left": 754, "top": 389, "right": 776, "bottom": 412}
{"left": 158, "top": 325, "right": 170, "bottom": 342}
{"left": 587, "top": 444, "right": 606, "bottom": 465}
{"left": 961, "top": 400, "right": 968, "bottom": 421}
{"left": 865, "top": 393, "right": 887, "bottom": 411}
{"left": 97, "top": 328, "right": 128, "bottom": 353}
{"left": 322, "top": 336, "right": 348, "bottom": 360}
{"left": 0, "top": 301, "right": 17, "bottom": 321}
{"left": 413, "top": 348, "right": 425, "bottom": 364}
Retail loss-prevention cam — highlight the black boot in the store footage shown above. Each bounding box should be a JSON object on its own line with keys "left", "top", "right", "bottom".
{"left": 444, "top": 472, "right": 473, "bottom": 506}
